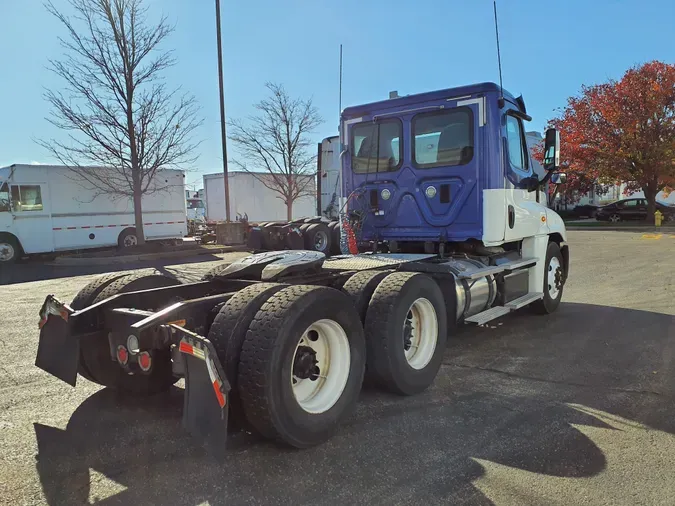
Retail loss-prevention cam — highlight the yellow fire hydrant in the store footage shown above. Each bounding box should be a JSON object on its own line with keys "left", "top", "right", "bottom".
{"left": 655, "top": 210, "right": 663, "bottom": 227}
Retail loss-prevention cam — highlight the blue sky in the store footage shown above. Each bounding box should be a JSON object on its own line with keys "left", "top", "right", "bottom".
{"left": 1, "top": 0, "right": 673, "bottom": 190}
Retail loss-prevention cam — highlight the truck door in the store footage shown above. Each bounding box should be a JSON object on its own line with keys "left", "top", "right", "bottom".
{"left": 9, "top": 183, "right": 54, "bottom": 254}
{"left": 503, "top": 112, "right": 547, "bottom": 241}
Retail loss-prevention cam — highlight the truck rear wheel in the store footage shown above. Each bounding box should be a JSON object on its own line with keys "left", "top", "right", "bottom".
{"left": 303, "top": 223, "right": 332, "bottom": 255}
{"left": 117, "top": 228, "right": 138, "bottom": 249}
{"left": 207, "top": 283, "right": 287, "bottom": 425}
{"left": 237, "top": 285, "right": 366, "bottom": 448}
{"left": 364, "top": 272, "right": 447, "bottom": 396}
{"left": 342, "top": 270, "right": 392, "bottom": 323}
{"left": 531, "top": 241, "right": 565, "bottom": 315}
{"left": 80, "top": 273, "right": 181, "bottom": 395}
{"left": 70, "top": 273, "right": 129, "bottom": 382}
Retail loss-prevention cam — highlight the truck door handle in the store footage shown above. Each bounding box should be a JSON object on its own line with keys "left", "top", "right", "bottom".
{"left": 508, "top": 205, "right": 515, "bottom": 229}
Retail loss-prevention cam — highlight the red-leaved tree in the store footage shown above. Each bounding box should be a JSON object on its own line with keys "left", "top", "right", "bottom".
{"left": 531, "top": 141, "right": 609, "bottom": 207}
{"left": 541, "top": 61, "right": 675, "bottom": 217}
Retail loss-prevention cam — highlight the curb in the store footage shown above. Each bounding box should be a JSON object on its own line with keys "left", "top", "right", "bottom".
{"left": 50, "top": 245, "right": 249, "bottom": 266}
{"left": 566, "top": 226, "right": 674, "bottom": 233}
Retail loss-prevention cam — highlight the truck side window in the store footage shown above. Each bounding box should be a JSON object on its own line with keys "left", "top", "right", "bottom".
{"left": 412, "top": 107, "right": 473, "bottom": 168}
{"left": 506, "top": 115, "right": 529, "bottom": 171}
{"left": 351, "top": 119, "right": 402, "bottom": 174}
{"left": 0, "top": 183, "right": 10, "bottom": 212}
{"left": 10, "top": 185, "right": 44, "bottom": 212}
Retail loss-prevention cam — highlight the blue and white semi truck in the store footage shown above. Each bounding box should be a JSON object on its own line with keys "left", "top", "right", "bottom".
{"left": 35, "top": 82, "right": 569, "bottom": 452}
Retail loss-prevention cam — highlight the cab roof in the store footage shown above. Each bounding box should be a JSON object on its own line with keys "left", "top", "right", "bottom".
{"left": 341, "top": 81, "right": 518, "bottom": 119}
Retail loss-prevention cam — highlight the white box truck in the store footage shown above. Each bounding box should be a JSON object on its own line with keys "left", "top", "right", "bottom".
{"left": 0, "top": 164, "right": 187, "bottom": 263}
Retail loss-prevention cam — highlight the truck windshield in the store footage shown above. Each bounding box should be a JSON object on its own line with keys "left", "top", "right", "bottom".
{"left": 0, "top": 182, "right": 9, "bottom": 212}
{"left": 351, "top": 119, "right": 402, "bottom": 174}
{"left": 187, "top": 199, "right": 204, "bottom": 209}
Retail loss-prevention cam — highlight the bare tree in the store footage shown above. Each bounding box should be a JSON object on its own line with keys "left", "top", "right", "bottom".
{"left": 229, "top": 83, "right": 323, "bottom": 221}
{"left": 39, "top": 0, "right": 201, "bottom": 245}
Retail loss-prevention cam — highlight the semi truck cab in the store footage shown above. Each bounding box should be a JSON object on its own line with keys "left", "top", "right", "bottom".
{"left": 34, "top": 82, "right": 571, "bottom": 455}
{"left": 340, "top": 82, "right": 567, "bottom": 252}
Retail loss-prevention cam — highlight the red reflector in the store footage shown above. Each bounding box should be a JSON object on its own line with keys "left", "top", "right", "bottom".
{"left": 179, "top": 341, "right": 193, "bottom": 355}
{"left": 212, "top": 380, "right": 226, "bottom": 408}
{"left": 138, "top": 352, "right": 151, "bottom": 371}
{"left": 117, "top": 345, "right": 129, "bottom": 365}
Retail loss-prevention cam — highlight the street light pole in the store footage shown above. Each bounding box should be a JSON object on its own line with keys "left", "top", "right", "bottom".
{"left": 215, "top": 0, "right": 231, "bottom": 222}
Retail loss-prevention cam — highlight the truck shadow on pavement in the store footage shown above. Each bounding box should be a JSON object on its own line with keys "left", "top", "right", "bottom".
{"left": 33, "top": 302, "right": 675, "bottom": 506}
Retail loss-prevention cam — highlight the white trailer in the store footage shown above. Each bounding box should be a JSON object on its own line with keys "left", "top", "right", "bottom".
{"left": 203, "top": 171, "right": 317, "bottom": 222}
{"left": 0, "top": 164, "right": 187, "bottom": 263}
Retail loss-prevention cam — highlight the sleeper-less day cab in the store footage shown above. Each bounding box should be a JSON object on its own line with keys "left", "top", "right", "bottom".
{"left": 35, "top": 82, "right": 569, "bottom": 453}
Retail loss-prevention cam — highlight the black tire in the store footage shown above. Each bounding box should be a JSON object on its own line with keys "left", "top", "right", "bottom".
{"left": 298, "top": 223, "right": 312, "bottom": 234}
{"left": 238, "top": 285, "right": 366, "bottom": 448}
{"left": 80, "top": 273, "right": 181, "bottom": 395}
{"left": 207, "top": 283, "right": 287, "bottom": 426}
{"left": 0, "top": 235, "right": 21, "bottom": 264}
{"left": 531, "top": 241, "right": 565, "bottom": 315}
{"left": 117, "top": 228, "right": 138, "bottom": 249}
{"left": 364, "top": 272, "right": 447, "bottom": 396}
{"left": 342, "top": 270, "right": 392, "bottom": 323}
{"left": 303, "top": 223, "right": 332, "bottom": 254}
{"left": 70, "top": 273, "right": 129, "bottom": 382}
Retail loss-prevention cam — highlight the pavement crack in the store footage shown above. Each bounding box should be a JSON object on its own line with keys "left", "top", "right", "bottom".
{"left": 444, "top": 362, "right": 670, "bottom": 398}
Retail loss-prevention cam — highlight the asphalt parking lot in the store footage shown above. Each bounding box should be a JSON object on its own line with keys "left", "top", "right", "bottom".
{"left": 1, "top": 231, "right": 674, "bottom": 506}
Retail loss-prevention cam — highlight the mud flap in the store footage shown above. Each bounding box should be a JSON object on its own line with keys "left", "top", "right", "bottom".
{"left": 177, "top": 328, "right": 231, "bottom": 457}
{"left": 35, "top": 296, "right": 78, "bottom": 386}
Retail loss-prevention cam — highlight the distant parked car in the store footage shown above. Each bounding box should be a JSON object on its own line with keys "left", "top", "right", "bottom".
{"left": 572, "top": 204, "right": 599, "bottom": 218}
{"left": 596, "top": 198, "right": 675, "bottom": 222}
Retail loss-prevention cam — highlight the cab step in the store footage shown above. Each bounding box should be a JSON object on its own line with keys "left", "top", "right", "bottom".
{"left": 505, "top": 292, "right": 543, "bottom": 310}
{"left": 464, "top": 292, "right": 544, "bottom": 325}
{"left": 464, "top": 306, "right": 511, "bottom": 325}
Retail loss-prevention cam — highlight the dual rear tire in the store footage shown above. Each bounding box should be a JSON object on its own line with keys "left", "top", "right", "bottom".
{"left": 209, "top": 270, "right": 448, "bottom": 446}
{"left": 209, "top": 284, "right": 366, "bottom": 448}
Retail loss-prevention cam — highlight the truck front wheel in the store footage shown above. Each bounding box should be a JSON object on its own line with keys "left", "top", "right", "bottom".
{"left": 532, "top": 241, "right": 565, "bottom": 315}
{"left": 237, "top": 285, "right": 366, "bottom": 448}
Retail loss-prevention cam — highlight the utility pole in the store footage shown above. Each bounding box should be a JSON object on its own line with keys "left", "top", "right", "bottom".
{"left": 215, "top": 0, "right": 231, "bottom": 222}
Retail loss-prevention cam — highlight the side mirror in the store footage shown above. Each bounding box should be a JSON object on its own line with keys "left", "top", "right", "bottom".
{"left": 543, "top": 128, "right": 560, "bottom": 171}
{"left": 550, "top": 173, "right": 567, "bottom": 184}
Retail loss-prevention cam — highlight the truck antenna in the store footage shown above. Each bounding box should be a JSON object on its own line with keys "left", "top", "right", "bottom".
{"left": 338, "top": 44, "right": 343, "bottom": 127}
{"left": 493, "top": 0, "right": 505, "bottom": 108}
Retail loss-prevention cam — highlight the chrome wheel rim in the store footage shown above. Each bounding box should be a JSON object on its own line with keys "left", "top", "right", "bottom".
{"left": 609, "top": 214, "right": 620, "bottom": 223}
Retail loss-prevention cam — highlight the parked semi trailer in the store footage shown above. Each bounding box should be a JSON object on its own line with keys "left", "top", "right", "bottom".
{"left": 35, "top": 82, "right": 569, "bottom": 453}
